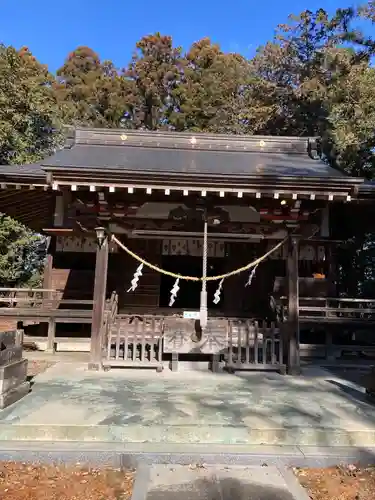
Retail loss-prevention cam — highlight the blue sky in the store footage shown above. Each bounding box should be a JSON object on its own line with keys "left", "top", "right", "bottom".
{"left": 0, "top": 0, "right": 364, "bottom": 73}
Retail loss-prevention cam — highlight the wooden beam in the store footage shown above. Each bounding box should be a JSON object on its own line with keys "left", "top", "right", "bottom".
{"left": 54, "top": 194, "right": 64, "bottom": 226}
{"left": 42, "top": 228, "right": 75, "bottom": 235}
{"left": 89, "top": 235, "right": 109, "bottom": 370}
{"left": 5, "top": 203, "right": 51, "bottom": 219}
{"left": 0, "top": 189, "right": 55, "bottom": 230}
{"left": 286, "top": 235, "right": 300, "bottom": 375}
{"left": 0, "top": 195, "right": 50, "bottom": 211}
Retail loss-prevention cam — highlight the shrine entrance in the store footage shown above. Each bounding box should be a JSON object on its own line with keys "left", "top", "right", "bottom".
{"left": 159, "top": 255, "right": 225, "bottom": 310}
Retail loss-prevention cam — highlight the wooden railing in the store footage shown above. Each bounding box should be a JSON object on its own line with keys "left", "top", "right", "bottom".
{"left": 279, "top": 297, "right": 375, "bottom": 324}
{"left": 0, "top": 288, "right": 94, "bottom": 310}
{"left": 299, "top": 342, "right": 375, "bottom": 361}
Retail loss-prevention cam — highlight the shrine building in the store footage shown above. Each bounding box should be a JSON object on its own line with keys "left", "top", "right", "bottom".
{"left": 0, "top": 127, "right": 374, "bottom": 374}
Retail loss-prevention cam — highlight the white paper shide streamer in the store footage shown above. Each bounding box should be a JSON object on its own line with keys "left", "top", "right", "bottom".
{"left": 169, "top": 278, "right": 180, "bottom": 306}
{"left": 245, "top": 264, "right": 258, "bottom": 287}
{"left": 213, "top": 278, "right": 224, "bottom": 304}
{"left": 127, "top": 263, "right": 144, "bottom": 292}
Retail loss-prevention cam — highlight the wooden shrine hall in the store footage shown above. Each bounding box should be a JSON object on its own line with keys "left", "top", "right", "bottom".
{"left": 0, "top": 127, "right": 375, "bottom": 374}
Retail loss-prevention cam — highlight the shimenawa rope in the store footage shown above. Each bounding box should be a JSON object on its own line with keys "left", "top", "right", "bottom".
{"left": 111, "top": 234, "right": 288, "bottom": 282}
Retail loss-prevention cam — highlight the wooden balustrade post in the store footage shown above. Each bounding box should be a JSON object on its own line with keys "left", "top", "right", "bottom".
{"left": 287, "top": 235, "right": 301, "bottom": 375}
{"left": 46, "top": 319, "right": 56, "bottom": 354}
{"left": 16, "top": 321, "right": 24, "bottom": 347}
{"left": 89, "top": 233, "right": 109, "bottom": 370}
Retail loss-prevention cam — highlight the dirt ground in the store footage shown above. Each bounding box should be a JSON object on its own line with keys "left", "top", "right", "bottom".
{"left": 294, "top": 464, "right": 375, "bottom": 500}
{"left": 0, "top": 462, "right": 134, "bottom": 500}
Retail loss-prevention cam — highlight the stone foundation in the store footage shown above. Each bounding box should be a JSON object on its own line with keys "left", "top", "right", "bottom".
{"left": 0, "top": 331, "right": 30, "bottom": 410}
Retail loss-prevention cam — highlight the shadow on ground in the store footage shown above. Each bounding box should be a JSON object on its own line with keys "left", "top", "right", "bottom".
{"left": 147, "top": 477, "right": 297, "bottom": 500}
{"left": 325, "top": 366, "right": 371, "bottom": 385}
{"left": 1, "top": 364, "right": 375, "bottom": 447}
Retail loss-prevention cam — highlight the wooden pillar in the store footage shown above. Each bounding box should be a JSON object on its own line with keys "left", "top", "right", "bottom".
{"left": 43, "top": 254, "right": 53, "bottom": 290}
{"left": 53, "top": 194, "right": 65, "bottom": 227}
{"left": 287, "top": 235, "right": 300, "bottom": 375}
{"left": 43, "top": 236, "right": 55, "bottom": 348}
{"left": 89, "top": 234, "right": 109, "bottom": 370}
{"left": 325, "top": 329, "right": 335, "bottom": 360}
{"left": 320, "top": 205, "right": 329, "bottom": 238}
{"left": 43, "top": 236, "right": 54, "bottom": 291}
{"left": 327, "top": 245, "right": 337, "bottom": 296}
{"left": 46, "top": 319, "right": 56, "bottom": 354}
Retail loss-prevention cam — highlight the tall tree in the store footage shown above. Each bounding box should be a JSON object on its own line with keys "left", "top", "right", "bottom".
{"left": 56, "top": 46, "right": 127, "bottom": 127}
{"left": 251, "top": 6, "right": 375, "bottom": 174}
{"left": 123, "top": 33, "right": 184, "bottom": 130}
{"left": 328, "top": 60, "right": 375, "bottom": 177}
{"left": 170, "top": 38, "right": 254, "bottom": 133}
{"left": 251, "top": 9, "right": 342, "bottom": 137}
{"left": 0, "top": 45, "right": 58, "bottom": 286}
{"left": 0, "top": 45, "right": 62, "bottom": 164}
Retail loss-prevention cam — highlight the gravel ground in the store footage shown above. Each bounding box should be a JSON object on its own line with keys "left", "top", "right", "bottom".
{"left": 295, "top": 464, "right": 375, "bottom": 500}
{"left": 0, "top": 462, "right": 134, "bottom": 500}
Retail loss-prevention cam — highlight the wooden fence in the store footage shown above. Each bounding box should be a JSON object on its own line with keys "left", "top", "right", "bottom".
{"left": 226, "top": 320, "right": 284, "bottom": 373}
{"left": 102, "top": 315, "right": 285, "bottom": 373}
{"left": 103, "top": 313, "right": 164, "bottom": 370}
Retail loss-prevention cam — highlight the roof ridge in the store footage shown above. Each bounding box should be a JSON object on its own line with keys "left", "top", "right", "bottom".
{"left": 69, "top": 127, "right": 318, "bottom": 156}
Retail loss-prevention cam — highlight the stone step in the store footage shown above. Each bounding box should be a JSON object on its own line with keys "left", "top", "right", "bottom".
{"left": 0, "top": 423, "right": 373, "bottom": 447}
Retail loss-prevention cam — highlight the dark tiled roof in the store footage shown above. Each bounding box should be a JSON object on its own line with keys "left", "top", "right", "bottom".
{"left": 0, "top": 128, "right": 357, "bottom": 181}
{"left": 358, "top": 180, "right": 375, "bottom": 196}
{"left": 43, "top": 143, "right": 345, "bottom": 179}
{"left": 0, "top": 162, "right": 44, "bottom": 178}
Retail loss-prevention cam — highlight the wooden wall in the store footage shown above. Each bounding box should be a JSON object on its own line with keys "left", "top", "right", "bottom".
{"left": 51, "top": 254, "right": 96, "bottom": 300}
{"left": 114, "top": 239, "right": 162, "bottom": 311}
{"left": 222, "top": 242, "right": 260, "bottom": 316}
{"left": 50, "top": 237, "right": 162, "bottom": 310}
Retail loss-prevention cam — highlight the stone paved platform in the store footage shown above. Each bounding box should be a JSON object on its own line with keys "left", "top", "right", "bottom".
{"left": 0, "top": 362, "right": 374, "bottom": 446}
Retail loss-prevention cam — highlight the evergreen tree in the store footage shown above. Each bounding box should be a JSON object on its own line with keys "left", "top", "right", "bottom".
{"left": 0, "top": 214, "right": 46, "bottom": 287}
{"left": 122, "top": 33, "right": 184, "bottom": 129}
{"left": 0, "top": 45, "right": 62, "bottom": 164}
{"left": 56, "top": 46, "right": 127, "bottom": 127}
